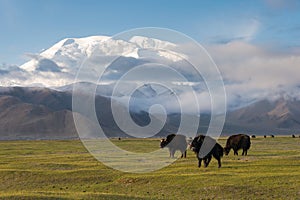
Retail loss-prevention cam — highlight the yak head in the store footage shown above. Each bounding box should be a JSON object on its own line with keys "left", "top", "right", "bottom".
{"left": 189, "top": 135, "right": 204, "bottom": 153}
{"left": 160, "top": 138, "right": 168, "bottom": 148}
{"left": 223, "top": 147, "right": 230, "bottom": 155}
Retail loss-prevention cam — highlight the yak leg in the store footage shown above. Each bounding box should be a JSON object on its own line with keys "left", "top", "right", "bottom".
{"left": 204, "top": 155, "right": 212, "bottom": 168}
{"left": 242, "top": 149, "right": 247, "bottom": 156}
{"left": 180, "top": 149, "right": 186, "bottom": 158}
{"left": 233, "top": 148, "right": 238, "bottom": 155}
{"left": 242, "top": 149, "right": 245, "bottom": 156}
{"left": 214, "top": 155, "right": 221, "bottom": 168}
{"left": 198, "top": 158, "right": 202, "bottom": 168}
{"left": 169, "top": 149, "right": 175, "bottom": 158}
{"left": 171, "top": 149, "right": 176, "bottom": 158}
{"left": 242, "top": 148, "right": 248, "bottom": 156}
{"left": 216, "top": 156, "right": 221, "bottom": 168}
{"left": 213, "top": 150, "right": 222, "bottom": 168}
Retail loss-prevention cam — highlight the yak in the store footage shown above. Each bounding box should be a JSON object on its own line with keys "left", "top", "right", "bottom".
{"left": 190, "top": 135, "right": 223, "bottom": 168}
{"left": 224, "top": 134, "right": 251, "bottom": 156}
{"left": 160, "top": 134, "right": 187, "bottom": 158}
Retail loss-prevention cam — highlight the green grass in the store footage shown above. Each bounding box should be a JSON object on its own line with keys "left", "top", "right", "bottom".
{"left": 0, "top": 137, "right": 299, "bottom": 199}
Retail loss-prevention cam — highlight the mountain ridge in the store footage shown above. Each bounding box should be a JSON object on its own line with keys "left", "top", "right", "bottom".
{"left": 1, "top": 86, "right": 300, "bottom": 140}
{"left": 225, "top": 98, "right": 300, "bottom": 133}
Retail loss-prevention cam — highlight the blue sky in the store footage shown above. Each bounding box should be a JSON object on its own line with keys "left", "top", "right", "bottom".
{"left": 1, "top": 0, "right": 300, "bottom": 65}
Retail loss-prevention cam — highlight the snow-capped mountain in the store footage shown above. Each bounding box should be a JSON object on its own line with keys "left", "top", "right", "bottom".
{"left": 131, "top": 84, "right": 159, "bottom": 98}
{"left": 0, "top": 35, "right": 189, "bottom": 88}
{"left": 0, "top": 35, "right": 202, "bottom": 116}
{"left": 19, "top": 35, "right": 184, "bottom": 74}
{"left": 20, "top": 36, "right": 111, "bottom": 72}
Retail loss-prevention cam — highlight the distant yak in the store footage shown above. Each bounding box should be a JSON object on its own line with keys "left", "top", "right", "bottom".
{"left": 160, "top": 134, "right": 187, "bottom": 158}
{"left": 292, "top": 134, "right": 296, "bottom": 138}
{"left": 224, "top": 134, "right": 251, "bottom": 156}
{"left": 251, "top": 135, "right": 256, "bottom": 138}
{"left": 190, "top": 135, "right": 223, "bottom": 168}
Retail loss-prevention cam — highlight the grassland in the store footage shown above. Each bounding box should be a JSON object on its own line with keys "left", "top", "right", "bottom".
{"left": 0, "top": 136, "right": 299, "bottom": 199}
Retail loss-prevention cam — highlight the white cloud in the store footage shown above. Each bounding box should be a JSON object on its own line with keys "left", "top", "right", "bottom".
{"left": 264, "top": 0, "right": 299, "bottom": 10}
{"left": 206, "top": 18, "right": 261, "bottom": 43}
{"left": 206, "top": 41, "right": 300, "bottom": 107}
{"left": 233, "top": 19, "right": 261, "bottom": 42}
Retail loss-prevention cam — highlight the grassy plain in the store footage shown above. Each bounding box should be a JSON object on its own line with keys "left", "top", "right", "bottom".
{"left": 0, "top": 137, "right": 299, "bottom": 199}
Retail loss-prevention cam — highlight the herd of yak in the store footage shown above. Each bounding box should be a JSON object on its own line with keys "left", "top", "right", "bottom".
{"left": 160, "top": 134, "right": 251, "bottom": 168}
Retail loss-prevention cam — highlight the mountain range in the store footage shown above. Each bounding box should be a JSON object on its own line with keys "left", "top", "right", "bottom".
{"left": 224, "top": 98, "right": 300, "bottom": 134}
{"left": 0, "top": 35, "right": 300, "bottom": 139}
{"left": 0, "top": 85, "right": 299, "bottom": 140}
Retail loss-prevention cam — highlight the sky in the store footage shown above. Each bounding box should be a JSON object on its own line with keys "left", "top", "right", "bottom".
{"left": 1, "top": 0, "right": 300, "bottom": 66}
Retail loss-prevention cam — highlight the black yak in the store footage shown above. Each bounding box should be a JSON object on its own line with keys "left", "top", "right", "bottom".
{"left": 160, "top": 134, "right": 187, "bottom": 158}
{"left": 224, "top": 134, "right": 251, "bottom": 156}
{"left": 190, "top": 135, "right": 223, "bottom": 168}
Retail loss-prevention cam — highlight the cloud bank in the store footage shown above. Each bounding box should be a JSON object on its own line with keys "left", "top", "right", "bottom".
{"left": 207, "top": 41, "right": 300, "bottom": 106}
